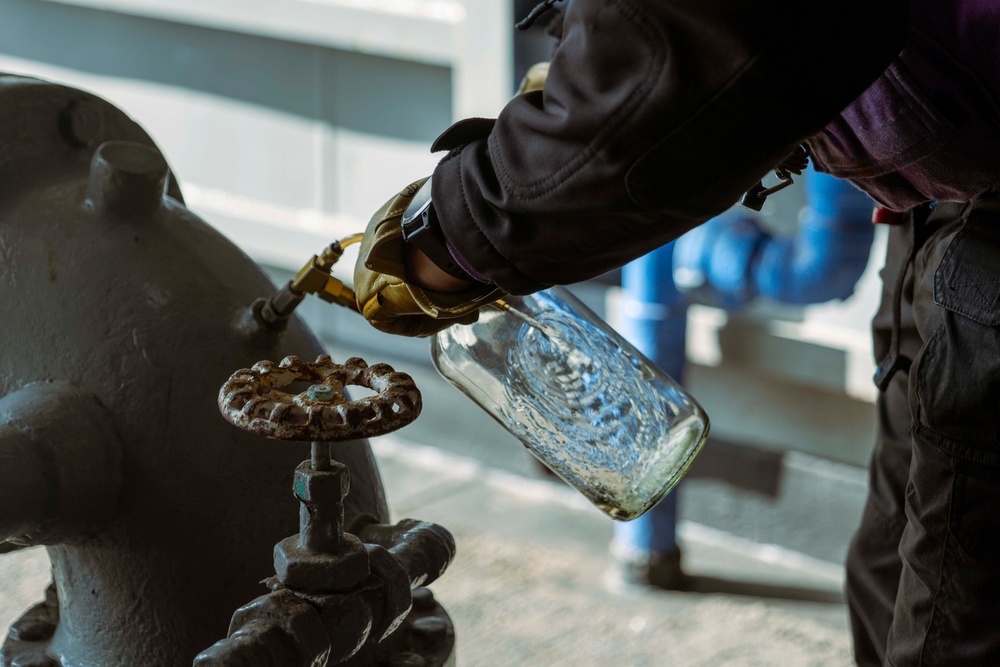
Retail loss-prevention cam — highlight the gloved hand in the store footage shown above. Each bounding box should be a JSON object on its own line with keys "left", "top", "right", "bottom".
{"left": 517, "top": 62, "right": 549, "bottom": 95}
{"left": 353, "top": 179, "right": 501, "bottom": 337}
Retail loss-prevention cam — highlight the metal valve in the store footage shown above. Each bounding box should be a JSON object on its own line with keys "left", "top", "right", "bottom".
{"left": 205, "top": 353, "right": 455, "bottom": 666}
{"left": 218, "top": 354, "right": 421, "bottom": 443}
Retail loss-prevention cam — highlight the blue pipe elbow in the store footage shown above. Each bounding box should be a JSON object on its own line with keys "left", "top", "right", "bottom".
{"left": 756, "top": 170, "right": 874, "bottom": 304}
{"left": 672, "top": 214, "right": 769, "bottom": 310}
{"left": 674, "top": 170, "right": 874, "bottom": 308}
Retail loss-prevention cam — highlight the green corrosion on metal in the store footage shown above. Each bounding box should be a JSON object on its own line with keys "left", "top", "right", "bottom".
{"left": 307, "top": 384, "right": 335, "bottom": 401}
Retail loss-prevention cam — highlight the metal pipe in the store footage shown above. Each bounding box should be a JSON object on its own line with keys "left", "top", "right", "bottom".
{"left": 0, "top": 420, "right": 51, "bottom": 542}
{"left": 674, "top": 168, "right": 875, "bottom": 308}
{"left": 613, "top": 242, "right": 686, "bottom": 558}
{"left": 0, "top": 382, "right": 122, "bottom": 545}
{"left": 359, "top": 520, "right": 456, "bottom": 589}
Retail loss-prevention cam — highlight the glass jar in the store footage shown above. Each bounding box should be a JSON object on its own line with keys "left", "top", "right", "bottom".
{"left": 430, "top": 286, "right": 709, "bottom": 521}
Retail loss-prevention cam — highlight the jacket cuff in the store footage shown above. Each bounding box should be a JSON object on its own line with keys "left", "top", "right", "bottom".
{"left": 432, "top": 145, "right": 547, "bottom": 295}
{"left": 445, "top": 238, "right": 491, "bottom": 284}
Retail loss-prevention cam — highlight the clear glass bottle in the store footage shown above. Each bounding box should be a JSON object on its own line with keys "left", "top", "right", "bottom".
{"left": 429, "top": 286, "right": 710, "bottom": 521}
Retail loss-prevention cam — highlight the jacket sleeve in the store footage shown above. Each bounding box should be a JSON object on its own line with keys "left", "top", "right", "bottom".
{"left": 432, "top": 0, "right": 909, "bottom": 294}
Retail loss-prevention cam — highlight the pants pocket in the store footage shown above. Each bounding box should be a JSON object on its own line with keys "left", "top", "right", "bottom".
{"left": 949, "top": 461, "right": 1000, "bottom": 562}
{"left": 913, "top": 208, "right": 1000, "bottom": 461}
{"left": 934, "top": 206, "right": 1000, "bottom": 326}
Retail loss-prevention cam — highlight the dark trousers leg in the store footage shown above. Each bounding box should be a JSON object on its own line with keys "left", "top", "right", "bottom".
{"left": 886, "top": 200, "right": 1000, "bottom": 666}
{"left": 849, "top": 200, "right": 1000, "bottom": 666}
{"left": 847, "top": 388, "right": 912, "bottom": 666}
{"left": 847, "top": 221, "right": 921, "bottom": 666}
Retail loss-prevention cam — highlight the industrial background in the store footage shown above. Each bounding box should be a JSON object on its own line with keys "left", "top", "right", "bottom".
{"left": 0, "top": 0, "right": 886, "bottom": 664}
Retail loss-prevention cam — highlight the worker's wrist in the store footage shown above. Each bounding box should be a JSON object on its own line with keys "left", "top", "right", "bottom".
{"left": 405, "top": 245, "right": 475, "bottom": 293}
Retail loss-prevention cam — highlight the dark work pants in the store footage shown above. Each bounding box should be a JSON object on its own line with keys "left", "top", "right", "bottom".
{"left": 847, "top": 195, "right": 1000, "bottom": 666}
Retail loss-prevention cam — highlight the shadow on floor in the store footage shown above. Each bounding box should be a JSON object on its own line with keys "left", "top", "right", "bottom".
{"left": 684, "top": 574, "right": 844, "bottom": 604}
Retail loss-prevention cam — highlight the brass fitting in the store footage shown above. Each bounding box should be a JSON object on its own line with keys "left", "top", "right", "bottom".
{"left": 291, "top": 255, "right": 331, "bottom": 294}
{"left": 288, "top": 235, "right": 363, "bottom": 308}
{"left": 316, "top": 276, "right": 355, "bottom": 308}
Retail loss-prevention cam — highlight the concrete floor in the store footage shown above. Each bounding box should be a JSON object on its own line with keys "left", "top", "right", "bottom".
{"left": 372, "top": 436, "right": 853, "bottom": 667}
{"left": 1, "top": 431, "right": 853, "bottom": 666}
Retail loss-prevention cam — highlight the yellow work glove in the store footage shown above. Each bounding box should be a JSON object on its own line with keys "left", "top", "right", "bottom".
{"left": 353, "top": 179, "right": 501, "bottom": 337}
{"left": 517, "top": 62, "right": 549, "bottom": 95}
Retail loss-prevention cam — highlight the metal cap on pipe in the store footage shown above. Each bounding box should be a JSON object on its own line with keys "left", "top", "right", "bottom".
{"left": 86, "top": 141, "right": 168, "bottom": 220}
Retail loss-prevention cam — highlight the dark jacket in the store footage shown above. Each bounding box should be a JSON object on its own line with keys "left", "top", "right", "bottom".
{"left": 432, "top": 0, "right": 908, "bottom": 294}
{"left": 810, "top": 1, "right": 1000, "bottom": 211}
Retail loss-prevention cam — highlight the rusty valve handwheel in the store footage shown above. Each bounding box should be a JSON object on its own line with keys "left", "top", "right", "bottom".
{"left": 218, "top": 355, "right": 421, "bottom": 441}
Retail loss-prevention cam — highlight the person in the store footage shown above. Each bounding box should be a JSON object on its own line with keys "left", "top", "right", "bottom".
{"left": 352, "top": 1, "right": 1000, "bottom": 664}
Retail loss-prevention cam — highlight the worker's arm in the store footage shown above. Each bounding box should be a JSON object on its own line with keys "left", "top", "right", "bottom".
{"left": 353, "top": 0, "right": 908, "bottom": 336}
{"left": 431, "top": 0, "right": 908, "bottom": 294}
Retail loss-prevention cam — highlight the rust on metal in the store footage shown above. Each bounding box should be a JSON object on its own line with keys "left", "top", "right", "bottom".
{"left": 218, "top": 354, "right": 422, "bottom": 441}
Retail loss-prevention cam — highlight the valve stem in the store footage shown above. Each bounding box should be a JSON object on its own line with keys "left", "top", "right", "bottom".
{"left": 311, "top": 441, "right": 332, "bottom": 472}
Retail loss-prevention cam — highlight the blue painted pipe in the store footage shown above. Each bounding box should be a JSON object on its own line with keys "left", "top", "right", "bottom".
{"left": 613, "top": 242, "right": 685, "bottom": 555}
{"left": 673, "top": 169, "right": 874, "bottom": 308}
